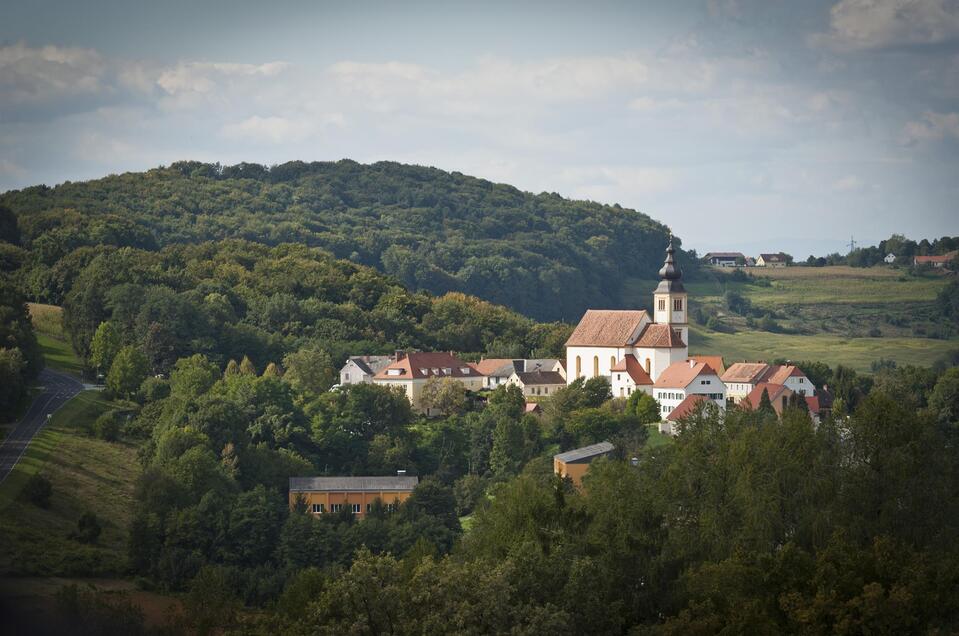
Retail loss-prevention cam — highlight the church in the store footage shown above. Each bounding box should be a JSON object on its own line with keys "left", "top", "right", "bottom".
{"left": 565, "top": 240, "right": 689, "bottom": 396}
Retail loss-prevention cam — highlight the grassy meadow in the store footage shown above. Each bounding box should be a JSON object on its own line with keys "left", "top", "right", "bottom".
{"left": 625, "top": 265, "right": 955, "bottom": 372}
{"left": 28, "top": 303, "right": 84, "bottom": 376}
{"left": 0, "top": 391, "right": 137, "bottom": 577}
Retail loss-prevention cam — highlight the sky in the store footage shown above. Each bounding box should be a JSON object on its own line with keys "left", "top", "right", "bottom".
{"left": 1, "top": 0, "right": 958, "bottom": 258}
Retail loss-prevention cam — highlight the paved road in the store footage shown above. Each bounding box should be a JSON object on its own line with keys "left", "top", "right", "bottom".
{"left": 0, "top": 368, "right": 85, "bottom": 485}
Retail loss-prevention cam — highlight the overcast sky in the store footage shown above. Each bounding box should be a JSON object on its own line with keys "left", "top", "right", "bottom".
{"left": 2, "top": 0, "right": 958, "bottom": 257}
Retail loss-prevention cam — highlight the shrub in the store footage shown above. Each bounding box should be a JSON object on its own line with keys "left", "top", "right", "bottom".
{"left": 21, "top": 473, "right": 52, "bottom": 508}
{"left": 92, "top": 411, "right": 122, "bottom": 442}
{"left": 868, "top": 326, "right": 882, "bottom": 338}
{"left": 71, "top": 511, "right": 102, "bottom": 544}
{"left": 138, "top": 376, "right": 170, "bottom": 402}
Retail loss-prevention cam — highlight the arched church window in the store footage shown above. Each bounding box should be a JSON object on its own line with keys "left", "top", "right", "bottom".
{"left": 576, "top": 356, "right": 582, "bottom": 377}
{"left": 645, "top": 358, "right": 651, "bottom": 374}
{"left": 593, "top": 356, "right": 599, "bottom": 377}
{"left": 610, "top": 356, "right": 616, "bottom": 369}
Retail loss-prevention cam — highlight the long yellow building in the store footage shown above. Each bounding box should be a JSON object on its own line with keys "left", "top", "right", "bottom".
{"left": 289, "top": 475, "right": 418, "bottom": 517}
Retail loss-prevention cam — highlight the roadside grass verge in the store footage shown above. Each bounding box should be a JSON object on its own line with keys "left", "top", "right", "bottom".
{"left": 28, "top": 303, "right": 85, "bottom": 377}
{"left": 28, "top": 303, "right": 67, "bottom": 338}
{"left": 0, "top": 391, "right": 138, "bottom": 577}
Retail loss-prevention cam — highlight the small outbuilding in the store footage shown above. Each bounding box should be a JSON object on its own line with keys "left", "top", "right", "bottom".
{"left": 553, "top": 441, "right": 615, "bottom": 487}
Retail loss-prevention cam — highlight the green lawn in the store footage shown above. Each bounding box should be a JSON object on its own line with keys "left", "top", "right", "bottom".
{"left": 645, "top": 424, "right": 673, "bottom": 449}
{"left": 0, "top": 391, "right": 138, "bottom": 576}
{"left": 37, "top": 333, "right": 85, "bottom": 376}
{"left": 690, "top": 325, "right": 958, "bottom": 373}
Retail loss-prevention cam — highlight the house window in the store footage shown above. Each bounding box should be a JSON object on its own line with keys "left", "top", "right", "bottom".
{"left": 351, "top": 504, "right": 361, "bottom": 514}
{"left": 460, "top": 367, "right": 471, "bottom": 374}
{"left": 610, "top": 356, "right": 616, "bottom": 369}
{"left": 443, "top": 368, "right": 452, "bottom": 375}
{"left": 799, "top": 378, "right": 804, "bottom": 383}
{"left": 345, "top": 373, "right": 350, "bottom": 381}
{"left": 674, "top": 298, "right": 683, "bottom": 311}
{"left": 576, "top": 356, "right": 582, "bottom": 377}
{"left": 366, "top": 503, "right": 372, "bottom": 513}
{"left": 658, "top": 299, "right": 666, "bottom": 311}
{"left": 311, "top": 503, "right": 324, "bottom": 514}
{"left": 544, "top": 387, "right": 549, "bottom": 394}
{"left": 617, "top": 374, "right": 621, "bottom": 381}
{"left": 593, "top": 356, "right": 599, "bottom": 377}
{"left": 387, "top": 503, "right": 396, "bottom": 512}
{"left": 620, "top": 387, "right": 624, "bottom": 397}
{"left": 645, "top": 358, "right": 651, "bottom": 374}
{"left": 331, "top": 504, "right": 342, "bottom": 513}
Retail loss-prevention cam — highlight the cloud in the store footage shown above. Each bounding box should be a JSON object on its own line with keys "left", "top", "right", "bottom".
{"left": 559, "top": 165, "right": 679, "bottom": 202}
{"left": 901, "top": 111, "right": 959, "bottom": 143}
{"left": 814, "top": 0, "right": 959, "bottom": 50}
{"left": 221, "top": 113, "right": 343, "bottom": 144}
{"left": 156, "top": 61, "right": 289, "bottom": 95}
{"left": 833, "top": 174, "right": 866, "bottom": 191}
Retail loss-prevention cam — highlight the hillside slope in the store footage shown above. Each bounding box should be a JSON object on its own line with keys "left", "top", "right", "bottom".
{"left": 1, "top": 160, "right": 695, "bottom": 321}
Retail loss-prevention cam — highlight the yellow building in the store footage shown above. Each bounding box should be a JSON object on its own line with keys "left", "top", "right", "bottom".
{"left": 289, "top": 475, "right": 418, "bottom": 517}
{"left": 373, "top": 351, "right": 485, "bottom": 414}
{"left": 553, "top": 441, "right": 614, "bottom": 487}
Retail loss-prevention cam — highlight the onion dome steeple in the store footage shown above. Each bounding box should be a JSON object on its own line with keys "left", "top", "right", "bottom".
{"left": 655, "top": 236, "right": 685, "bottom": 293}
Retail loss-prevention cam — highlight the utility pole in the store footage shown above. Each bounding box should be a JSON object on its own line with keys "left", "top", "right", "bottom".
{"left": 847, "top": 236, "right": 857, "bottom": 254}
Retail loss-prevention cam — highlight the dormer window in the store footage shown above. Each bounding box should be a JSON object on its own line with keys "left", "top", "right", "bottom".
{"left": 419, "top": 368, "right": 428, "bottom": 375}
{"left": 443, "top": 367, "right": 452, "bottom": 375}
{"left": 460, "top": 367, "right": 471, "bottom": 374}
{"left": 431, "top": 368, "right": 439, "bottom": 375}
{"left": 387, "top": 369, "right": 403, "bottom": 376}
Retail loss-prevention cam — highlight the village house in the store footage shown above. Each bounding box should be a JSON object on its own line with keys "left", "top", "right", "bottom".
{"left": 756, "top": 253, "right": 789, "bottom": 267}
{"left": 373, "top": 351, "right": 484, "bottom": 414}
{"left": 471, "top": 358, "right": 564, "bottom": 389}
{"left": 565, "top": 241, "right": 689, "bottom": 385}
{"left": 653, "top": 359, "right": 725, "bottom": 418}
{"left": 339, "top": 355, "right": 394, "bottom": 386}
{"left": 690, "top": 355, "right": 725, "bottom": 376}
{"left": 703, "top": 252, "right": 745, "bottom": 267}
{"left": 884, "top": 253, "right": 896, "bottom": 264}
{"left": 553, "top": 441, "right": 614, "bottom": 487}
{"left": 289, "top": 475, "right": 418, "bottom": 517}
{"left": 506, "top": 368, "right": 567, "bottom": 398}
{"left": 913, "top": 250, "right": 957, "bottom": 268}
{"left": 662, "top": 394, "right": 710, "bottom": 435}
{"left": 721, "top": 362, "right": 815, "bottom": 404}
{"left": 610, "top": 354, "right": 653, "bottom": 398}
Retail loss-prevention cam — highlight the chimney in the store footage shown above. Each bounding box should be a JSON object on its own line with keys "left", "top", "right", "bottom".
{"left": 397, "top": 469, "right": 406, "bottom": 476}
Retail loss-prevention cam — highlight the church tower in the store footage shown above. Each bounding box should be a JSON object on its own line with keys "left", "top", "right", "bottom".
{"left": 653, "top": 238, "right": 688, "bottom": 345}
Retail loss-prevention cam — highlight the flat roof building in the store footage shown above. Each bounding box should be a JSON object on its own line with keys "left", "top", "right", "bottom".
{"left": 289, "top": 475, "right": 419, "bottom": 517}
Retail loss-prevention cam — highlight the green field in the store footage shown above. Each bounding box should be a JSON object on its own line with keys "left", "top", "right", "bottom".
{"left": 627, "top": 266, "right": 955, "bottom": 372}
{"left": 28, "top": 303, "right": 85, "bottom": 376}
{"left": 0, "top": 391, "right": 137, "bottom": 576}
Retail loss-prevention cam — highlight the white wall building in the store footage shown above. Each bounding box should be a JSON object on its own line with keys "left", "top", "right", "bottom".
{"left": 565, "top": 241, "right": 689, "bottom": 385}
{"left": 653, "top": 359, "right": 725, "bottom": 418}
{"left": 340, "top": 355, "right": 394, "bottom": 385}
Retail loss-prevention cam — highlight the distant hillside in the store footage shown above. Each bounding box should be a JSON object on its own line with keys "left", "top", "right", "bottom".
{"left": 0, "top": 160, "right": 694, "bottom": 321}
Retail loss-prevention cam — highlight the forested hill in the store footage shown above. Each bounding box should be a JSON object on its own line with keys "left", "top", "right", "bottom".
{"left": 0, "top": 160, "right": 691, "bottom": 321}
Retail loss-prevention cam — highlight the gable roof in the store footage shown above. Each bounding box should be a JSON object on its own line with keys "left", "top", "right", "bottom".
{"left": 470, "top": 358, "right": 515, "bottom": 377}
{"left": 655, "top": 360, "right": 718, "bottom": 388}
{"left": 554, "top": 441, "right": 615, "bottom": 464}
{"left": 565, "top": 310, "right": 648, "bottom": 347}
{"left": 721, "top": 362, "right": 770, "bottom": 384}
{"left": 689, "top": 355, "right": 725, "bottom": 376}
{"left": 914, "top": 250, "right": 957, "bottom": 264}
{"left": 633, "top": 323, "right": 686, "bottom": 348}
{"left": 761, "top": 364, "right": 805, "bottom": 386}
{"left": 666, "top": 394, "right": 710, "bottom": 422}
{"left": 704, "top": 252, "right": 745, "bottom": 259}
{"left": 346, "top": 355, "right": 393, "bottom": 376}
{"left": 759, "top": 253, "right": 787, "bottom": 261}
{"left": 742, "top": 383, "right": 793, "bottom": 413}
{"left": 515, "top": 370, "right": 567, "bottom": 386}
{"left": 610, "top": 354, "right": 653, "bottom": 385}
{"left": 290, "top": 476, "right": 419, "bottom": 492}
{"left": 374, "top": 352, "right": 478, "bottom": 381}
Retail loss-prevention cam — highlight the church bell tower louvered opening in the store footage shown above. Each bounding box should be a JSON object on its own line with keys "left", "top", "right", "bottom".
{"left": 653, "top": 238, "right": 688, "bottom": 345}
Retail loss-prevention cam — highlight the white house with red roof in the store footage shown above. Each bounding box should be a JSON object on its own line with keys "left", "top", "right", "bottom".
{"left": 565, "top": 241, "right": 689, "bottom": 385}
{"left": 653, "top": 359, "right": 725, "bottom": 418}
{"left": 373, "top": 351, "right": 484, "bottom": 414}
{"left": 721, "top": 362, "right": 816, "bottom": 404}
{"left": 610, "top": 354, "right": 654, "bottom": 398}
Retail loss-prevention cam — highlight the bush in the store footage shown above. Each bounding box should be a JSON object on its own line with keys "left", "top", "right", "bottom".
{"left": 453, "top": 474, "right": 487, "bottom": 516}
{"left": 92, "top": 411, "right": 122, "bottom": 441}
{"left": 21, "top": 473, "right": 52, "bottom": 508}
{"left": 71, "top": 511, "right": 102, "bottom": 544}
{"left": 138, "top": 376, "right": 171, "bottom": 402}
{"left": 868, "top": 326, "right": 882, "bottom": 338}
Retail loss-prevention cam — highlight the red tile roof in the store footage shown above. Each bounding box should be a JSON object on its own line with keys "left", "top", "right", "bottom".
{"left": 721, "top": 362, "right": 770, "bottom": 384}
{"left": 914, "top": 251, "right": 957, "bottom": 264}
{"left": 666, "top": 394, "right": 710, "bottom": 422}
{"left": 742, "top": 383, "right": 793, "bottom": 414}
{"left": 470, "top": 358, "right": 514, "bottom": 377}
{"left": 805, "top": 395, "right": 820, "bottom": 413}
{"left": 610, "top": 354, "right": 653, "bottom": 385}
{"left": 633, "top": 323, "right": 686, "bottom": 348}
{"left": 565, "top": 310, "right": 649, "bottom": 347}
{"left": 375, "top": 352, "right": 478, "bottom": 380}
{"left": 761, "top": 365, "right": 805, "bottom": 385}
{"left": 654, "top": 360, "right": 719, "bottom": 389}
{"left": 690, "top": 355, "right": 725, "bottom": 376}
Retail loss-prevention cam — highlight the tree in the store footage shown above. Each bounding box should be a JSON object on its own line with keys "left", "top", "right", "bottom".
{"left": 239, "top": 355, "right": 257, "bottom": 375}
{"left": 490, "top": 416, "right": 525, "bottom": 477}
{"left": 282, "top": 347, "right": 335, "bottom": 395}
{"left": 262, "top": 362, "right": 281, "bottom": 377}
{"left": 626, "top": 392, "right": 661, "bottom": 424}
{"left": 22, "top": 473, "right": 52, "bottom": 508}
{"left": 420, "top": 376, "right": 468, "bottom": 415}
{"left": 929, "top": 367, "right": 959, "bottom": 432}
{"left": 169, "top": 354, "right": 220, "bottom": 400}
{"left": 758, "top": 387, "right": 774, "bottom": 415}
{"left": 89, "top": 320, "right": 122, "bottom": 374}
{"left": 224, "top": 359, "right": 240, "bottom": 377}
{"left": 0, "top": 204, "right": 20, "bottom": 245}
{"left": 106, "top": 346, "right": 149, "bottom": 398}
{"left": 488, "top": 384, "right": 525, "bottom": 418}
{"left": 185, "top": 565, "right": 238, "bottom": 636}
{"left": 71, "top": 511, "right": 102, "bottom": 544}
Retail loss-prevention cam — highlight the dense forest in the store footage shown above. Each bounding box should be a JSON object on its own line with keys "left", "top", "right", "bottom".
{"left": 0, "top": 160, "right": 694, "bottom": 321}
